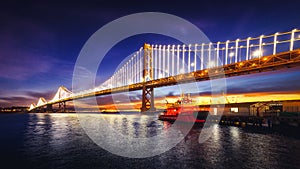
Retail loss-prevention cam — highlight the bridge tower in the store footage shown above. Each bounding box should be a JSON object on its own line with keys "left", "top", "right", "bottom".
{"left": 141, "top": 43, "right": 156, "bottom": 112}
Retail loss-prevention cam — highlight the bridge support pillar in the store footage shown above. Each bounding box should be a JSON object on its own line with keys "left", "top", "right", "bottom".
{"left": 46, "top": 104, "right": 53, "bottom": 113}
{"left": 141, "top": 86, "right": 156, "bottom": 112}
{"left": 141, "top": 43, "right": 156, "bottom": 112}
{"left": 63, "top": 102, "right": 66, "bottom": 112}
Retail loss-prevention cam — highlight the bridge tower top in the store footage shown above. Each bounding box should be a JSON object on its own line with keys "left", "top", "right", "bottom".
{"left": 143, "top": 43, "right": 153, "bottom": 82}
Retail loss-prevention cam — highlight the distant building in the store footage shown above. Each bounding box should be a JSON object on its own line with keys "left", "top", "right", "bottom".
{"left": 199, "top": 101, "right": 288, "bottom": 116}
{"left": 223, "top": 103, "right": 252, "bottom": 116}
{"left": 199, "top": 103, "right": 252, "bottom": 116}
{"left": 0, "top": 106, "right": 29, "bottom": 113}
{"left": 250, "top": 102, "right": 282, "bottom": 117}
{"left": 283, "top": 101, "right": 300, "bottom": 113}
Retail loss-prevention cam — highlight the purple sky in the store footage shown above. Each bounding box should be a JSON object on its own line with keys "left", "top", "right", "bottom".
{"left": 0, "top": 0, "right": 300, "bottom": 107}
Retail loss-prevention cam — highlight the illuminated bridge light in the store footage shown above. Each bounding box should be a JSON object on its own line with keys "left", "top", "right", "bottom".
{"left": 252, "top": 50, "right": 263, "bottom": 58}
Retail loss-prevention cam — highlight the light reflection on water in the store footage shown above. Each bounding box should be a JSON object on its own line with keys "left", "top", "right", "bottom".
{"left": 99, "top": 114, "right": 164, "bottom": 138}
{"left": 5, "top": 113, "right": 296, "bottom": 169}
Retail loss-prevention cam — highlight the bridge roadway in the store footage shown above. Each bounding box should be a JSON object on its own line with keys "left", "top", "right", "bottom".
{"left": 49, "top": 49, "right": 300, "bottom": 105}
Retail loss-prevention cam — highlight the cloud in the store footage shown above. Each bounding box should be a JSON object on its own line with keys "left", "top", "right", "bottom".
{"left": 0, "top": 96, "right": 28, "bottom": 101}
{"left": 0, "top": 19, "right": 58, "bottom": 80}
{"left": 96, "top": 92, "right": 141, "bottom": 105}
{"left": 0, "top": 50, "right": 54, "bottom": 80}
{"left": 225, "top": 68, "right": 300, "bottom": 95}
{"left": 25, "top": 90, "right": 54, "bottom": 100}
{"left": 0, "top": 96, "right": 30, "bottom": 107}
{"left": 0, "top": 90, "right": 55, "bottom": 107}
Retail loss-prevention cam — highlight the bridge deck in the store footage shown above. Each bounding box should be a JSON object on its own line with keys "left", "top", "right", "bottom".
{"left": 50, "top": 49, "right": 300, "bottom": 105}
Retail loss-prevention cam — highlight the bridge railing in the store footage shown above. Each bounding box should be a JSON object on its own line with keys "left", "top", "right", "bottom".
{"left": 150, "top": 29, "right": 300, "bottom": 80}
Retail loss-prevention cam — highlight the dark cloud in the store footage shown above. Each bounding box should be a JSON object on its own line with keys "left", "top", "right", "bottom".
{"left": 166, "top": 92, "right": 176, "bottom": 97}
{"left": 0, "top": 90, "right": 56, "bottom": 107}
{"left": 0, "top": 49, "right": 55, "bottom": 80}
{"left": 0, "top": 96, "right": 29, "bottom": 107}
{"left": 196, "top": 91, "right": 212, "bottom": 96}
{"left": 0, "top": 96, "right": 28, "bottom": 101}
{"left": 96, "top": 95, "right": 114, "bottom": 105}
{"left": 25, "top": 90, "right": 54, "bottom": 100}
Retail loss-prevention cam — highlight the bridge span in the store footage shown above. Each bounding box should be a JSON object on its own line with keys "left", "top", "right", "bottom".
{"left": 29, "top": 29, "right": 300, "bottom": 112}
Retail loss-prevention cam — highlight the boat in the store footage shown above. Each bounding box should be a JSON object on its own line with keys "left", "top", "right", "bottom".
{"left": 158, "top": 106, "right": 209, "bottom": 123}
{"left": 158, "top": 93, "right": 209, "bottom": 123}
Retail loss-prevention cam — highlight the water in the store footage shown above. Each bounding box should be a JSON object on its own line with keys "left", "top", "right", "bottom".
{"left": 0, "top": 113, "right": 299, "bottom": 169}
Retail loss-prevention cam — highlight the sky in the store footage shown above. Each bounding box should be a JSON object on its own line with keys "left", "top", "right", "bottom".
{"left": 0, "top": 0, "right": 300, "bottom": 107}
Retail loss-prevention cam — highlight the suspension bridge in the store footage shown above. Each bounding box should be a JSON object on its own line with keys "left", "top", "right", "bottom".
{"left": 29, "top": 29, "right": 300, "bottom": 112}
